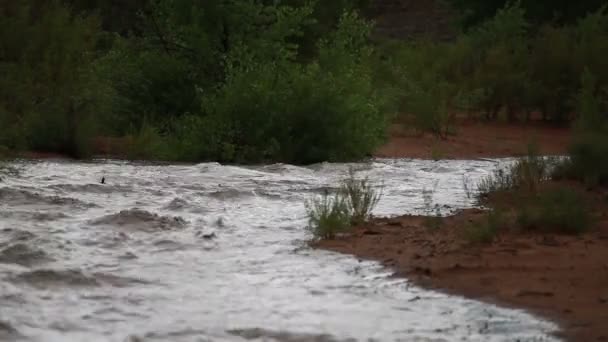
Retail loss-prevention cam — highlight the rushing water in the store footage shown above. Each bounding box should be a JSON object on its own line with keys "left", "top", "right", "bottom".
{"left": 0, "top": 159, "right": 559, "bottom": 342}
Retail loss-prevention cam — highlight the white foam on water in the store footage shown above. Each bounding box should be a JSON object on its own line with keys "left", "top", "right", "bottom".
{"left": 0, "top": 158, "right": 559, "bottom": 341}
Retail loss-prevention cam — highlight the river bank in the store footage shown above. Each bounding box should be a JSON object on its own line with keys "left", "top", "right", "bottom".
{"left": 7, "top": 120, "right": 573, "bottom": 162}
{"left": 376, "top": 120, "right": 572, "bottom": 159}
{"left": 313, "top": 182, "right": 608, "bottom": 341}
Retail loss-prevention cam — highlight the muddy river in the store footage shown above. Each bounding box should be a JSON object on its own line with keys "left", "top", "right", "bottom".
{"left": 0, "top": 159, "right": 559, "bottom": 341}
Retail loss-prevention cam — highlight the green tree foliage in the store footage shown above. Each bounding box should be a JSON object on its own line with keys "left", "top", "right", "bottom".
{"left": 388, "top": 2, "right": 608, "bottom": 132}
{"left": 0, "top": 0, "right": 388, "bottom": 163}
{"left": 169, "top": 11, "right": 387, "bottom": 163}
{"left": 448, "top": 0, "right": 606, "bottom": 28}
{"left": 0, "top": 1, "right": 108, "bottom": 157}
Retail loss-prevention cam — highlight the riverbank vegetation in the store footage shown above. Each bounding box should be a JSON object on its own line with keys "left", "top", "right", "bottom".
{"left": 306, "top": 170, "right": 381, "bottom": 239}
{"left": 1, "top": 1, "right": 607, "bottom": 164}
{"left": 311, "top": 58, "right": 608, "bottom": 241}
{"left": 311, "top": 73, "right": 608, "bottom": 340}
{"left": 0, "top": 0, "right": 388, "bottom": 163}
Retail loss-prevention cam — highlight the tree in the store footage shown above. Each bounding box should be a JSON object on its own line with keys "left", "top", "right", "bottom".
{"left": 448, "top": 0, "right": 606, "bottom": 28}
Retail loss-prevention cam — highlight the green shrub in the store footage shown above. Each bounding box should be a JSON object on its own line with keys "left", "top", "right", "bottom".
{"left": 126, "top": 122, "right": 170, "bottom": 161}
{"left": 517, "top": 187, "right": 591, "bottom": 234}
{"left": 511, "top": 146, "right": 552, "bottom": 192}
{"left": 389, "top": 41, "right": 462, "bottom": 137}
{"left": 306, "top": 170, "right": 382, "bottom": 239}
{"left": 465, "top": 209, "right": 504, "bottom": 243}
{"left": 555, "top": 69, "right": 608, "bottom": 185}
{"left": 305, "top": 191, "right": 351, "bottom": 240}
{"left": 467, "top": 3, "right": 531, "bottom": 121}
{"left": 0, "top": 1, "right": 106, "bottom": 158}
{"left": 562, "top": 134, "right": 608, "bottom": 186}
{"left": 340, "top": 169, "right": 382, "bottom": 225}
{"left": 477, "top": 145, "right": 551, "bottom": 197}
{"left": 388, "top": 3, "right": 608, "bottom": 125}
{"left": 407, "top": 79, "right": 455, "bottom": 139}
{"left": 189, "top": 11, "right": 387, "bottom": 164}
{"left": 527, "top": 25, "right": 577, "bottom": 122}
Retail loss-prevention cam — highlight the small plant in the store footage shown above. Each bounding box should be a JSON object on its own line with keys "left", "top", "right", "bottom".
{"left": 516, "top": 187, "right": 591, "bottom": 235}
{"left": 422, "top": 181, "right": 442, "bottom": 230}
{"left": 512, "top": 143, "right": 551, "bottom": 193}
{"left": 564, "top": 134, "right": 608, "bottom": 186}
{"left": 305, "top": 191, "right": 351, "bottom": 240}
{"left": 477, "top": 166, "right": 515, "bottom": 197}
{"left": 340, "top": 169, "right": 382, "bottom": 225}
{"left": 306, "top": 170, "right": 382, "bottom": 239}
{"left": 477, "top": 144, "right": 552, "bottom": 199}
{"left": 465, "top": 209, "right": 504, "bottom": 243}
{"left": 462, "top": 174, "right": 476, "bottom": 200}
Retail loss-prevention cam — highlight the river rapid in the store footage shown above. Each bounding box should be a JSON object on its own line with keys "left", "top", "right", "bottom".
{"left": 0, "top": 159, "right": 559, "bottom": 342}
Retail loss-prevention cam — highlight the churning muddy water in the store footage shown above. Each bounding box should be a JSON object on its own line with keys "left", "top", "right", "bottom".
{"left": 0, "top": 159, "right": 559, "bottom": 342}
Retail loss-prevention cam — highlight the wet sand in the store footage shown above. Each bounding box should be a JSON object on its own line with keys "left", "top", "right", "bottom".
{"left": 314, "top": 206, "right": 608, "bottom": 341}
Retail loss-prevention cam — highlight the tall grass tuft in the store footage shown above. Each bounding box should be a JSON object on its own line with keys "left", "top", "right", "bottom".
{"left": 340, "top": 169, "right": 382, "bottom": 225}
{"left": 306, "top": 169, "right": 382, "bottom": 239}
{"left": 465, "top": 209, "right": 504, "bottom": 244}
{"left": 305, "top": 191, "right": 351, "bottom": 240}
{"left": 516, "top": 187, "right": 591, "bottom": 235}
{"left": 477, "top": 144, "right": 552, "bottom": 198}
{"left": 422, "top": 181, "right": 442, "bottom": 230}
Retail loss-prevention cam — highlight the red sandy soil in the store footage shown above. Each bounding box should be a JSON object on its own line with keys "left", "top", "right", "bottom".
{"left": 314, "top": 186, "right": 608, "bottom": 342}
{"left": 375, "top": 120, "right": 572, "bottom": 159}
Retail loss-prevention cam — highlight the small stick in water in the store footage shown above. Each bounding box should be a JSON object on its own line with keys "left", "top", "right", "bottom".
{"left": 101, "top": 177, "right": 105, "bottom": 184}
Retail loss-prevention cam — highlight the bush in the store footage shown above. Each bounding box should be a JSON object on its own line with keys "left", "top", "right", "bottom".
{"left": 554, "top": 69, "right": 608, "bottom": 185}
{"left": 387, "top": 4, "right": 608, "bottom": 126}
{"left": 184, "top": 12, "right": 388, "bottom": 164}
{"left": 465, "top": 209, "right": 504, "bottom": 243}
{"left": 516, "top": 187, "right": 591, "bottom": 234}
{"left": 340, "top": 169, "right": 382, "bottom": 225}
{"left": 527, "top": 25, "right": 577, "bottom": 122}
{"left": 559, "top": 134, "right": 608, "bottom": 186}
{"left": 306, "top": 191, "right": 351, "bottom": 240}
{"left": 388, "top": 41, "right": 464, "bottom": 137}
{"left": 467, "top": 3, "right": 531, "bottom": 121}
{"left": 306, "top": 170, "right": 382, "bottom": 239}
{"left": 477, "top": 145, "right": 552, "bottom": 197}
{"left": 0, "top": 1, "right": 107, "bottom": 158}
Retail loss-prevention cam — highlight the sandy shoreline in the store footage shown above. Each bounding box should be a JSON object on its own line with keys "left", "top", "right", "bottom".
{"left": 313, "top": 205, "right": 608, "bottom": 341}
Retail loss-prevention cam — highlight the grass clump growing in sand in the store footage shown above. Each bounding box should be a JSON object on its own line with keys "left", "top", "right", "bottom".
{"left": 552, "top": 71, "right": 608, "bottom": 187}
{"left": 465, "top": 209, "right": 505, "bottom": 243}
{"left": 516, "top": 187, "right": 591, "bottom": 235}
{"left": 466, "top": 143, "right": 593, "bottom": 242}
{"left": 340, "top": 169, "right": 382, "bottom": 225}
{"left": 305, "top": 192, "right": 351, "bottom": 240}
{"left": 306, "top": 170, "right": 382, "bottom": 239}
{"left": 477, "top": 144, "right": 553, "bottom": 199}
{"left": 422, "top": 181, "right": 442, "bottom": 230}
